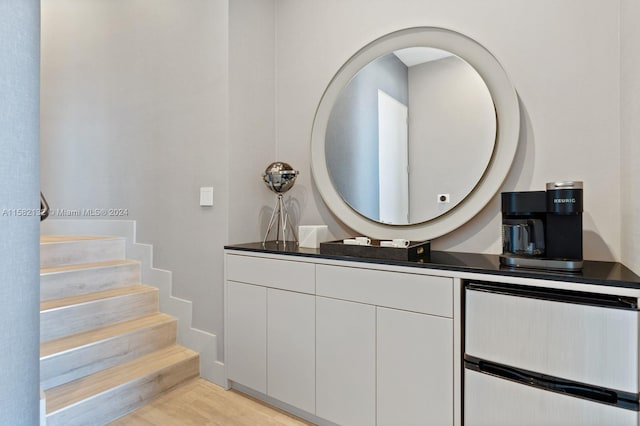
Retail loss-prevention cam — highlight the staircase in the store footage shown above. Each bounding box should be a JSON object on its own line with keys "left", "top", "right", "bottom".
{"left": 40, "top": 235, "right": 200, "bottom": 425}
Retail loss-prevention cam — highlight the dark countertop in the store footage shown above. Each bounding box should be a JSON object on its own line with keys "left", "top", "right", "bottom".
{"left": 225, "top": 241, "right": 640, "bottom": 290}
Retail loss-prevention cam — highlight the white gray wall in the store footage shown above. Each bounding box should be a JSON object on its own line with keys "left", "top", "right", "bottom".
{"left": 408, "top": 56, "right": 495, "bottom": 223}
{"left": 621, "top": 0, "right": 640, "bottom": 275}
{"left": 229, "top": 0, "right": 278, "bottom": 244}
{"left": 0, "top": 0, "right": 41, "bottom": 423}
{"left": 40, "top": 0, "right": 230, "bottom": 351}
{"left": 274, "top": 0, "right": 621, "bottom": 261}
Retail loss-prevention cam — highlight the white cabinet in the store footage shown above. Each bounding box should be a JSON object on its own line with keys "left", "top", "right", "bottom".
{"left": 315, "top": 298, "right": 454, "bottom": 426}
{"left": 225, "top": 250, "right": 640, "bottom": 426}
{"left": 226, "top": 281, "right": 267, "bottom": 393}
{"left": 225, "top": 252, "right": 457, "bottom": 425}
{"left": 377, "top": 306, "right": 453, "bottom": 426}
{"left": 225, "top": 255, "right": 316, "bottom": 412}
{"left": 267, "top": 288, "right": 315, "bottom": 413}
{"left": 316, "top": 264, "right": 455, "bottom": 424}
{"left": 316, "top": 297, "right": 376, "bottom": 426}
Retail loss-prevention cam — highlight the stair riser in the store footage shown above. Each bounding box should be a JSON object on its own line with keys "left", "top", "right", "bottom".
{"left": 41, "top": 319, "right": 177, "bottom": 390}
{"left": 46, "top": 354, "right": 199, "bottom": 426}
{"left": 41, "top": 290, "right": 158, "bottom": 342}
{"left": 41, "top": 238, "right": 125, "bottom": 268}
{"left": 41, "top": 262, "right": 140, "bottom": 301}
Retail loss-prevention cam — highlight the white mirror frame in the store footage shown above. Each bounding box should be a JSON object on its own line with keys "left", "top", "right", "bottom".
{"left": 311, "top": 27, "right": 520, "bottom": 240}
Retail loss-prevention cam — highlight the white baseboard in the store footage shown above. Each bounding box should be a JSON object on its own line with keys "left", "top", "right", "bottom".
{"left": 41, "top": 219, "right": 225, "bottom": 385}
{"left": 40, "top": 388, "right": 46, "bottom": 426}
{"left": 230, "top": 382, "right": 339, "bottom": 426}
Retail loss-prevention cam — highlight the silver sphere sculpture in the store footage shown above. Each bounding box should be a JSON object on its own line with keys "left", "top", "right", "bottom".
{"left": 263, "top": 162, "right": 299, "bottom": 193}
{"left": 262, "top": 162, "right": 299, "bottom": 245}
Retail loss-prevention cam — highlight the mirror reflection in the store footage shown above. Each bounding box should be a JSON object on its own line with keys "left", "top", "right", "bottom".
{"left": 326, "top": 47, "right": 497, "bottom": 225}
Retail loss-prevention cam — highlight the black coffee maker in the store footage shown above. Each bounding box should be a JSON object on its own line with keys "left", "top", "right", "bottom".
{"left": 500, "top": 181, "right": 583, "bottom": 271}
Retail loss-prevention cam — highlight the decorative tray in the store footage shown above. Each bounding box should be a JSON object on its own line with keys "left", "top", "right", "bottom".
{"left": 319, "top": 240, "right": 431, "bottom": 262}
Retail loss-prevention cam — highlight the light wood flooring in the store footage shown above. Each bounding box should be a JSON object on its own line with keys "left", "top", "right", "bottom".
{"left": 108, "top": 378, "right": 315, "bottom": 426}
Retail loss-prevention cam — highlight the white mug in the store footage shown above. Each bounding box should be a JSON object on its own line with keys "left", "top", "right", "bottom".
{"left": 392, "top": 238, "right": 410, "bottom": 248}
{"left": 355, "top": 236, "right": 371, "bottom": 246}
{"left": 343, "top": 239, "right": 359, "bottom": 245}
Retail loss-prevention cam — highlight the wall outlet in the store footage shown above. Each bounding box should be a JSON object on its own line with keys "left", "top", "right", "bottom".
{"left": 437, "top": 193, "right": 450, "bottom": 203}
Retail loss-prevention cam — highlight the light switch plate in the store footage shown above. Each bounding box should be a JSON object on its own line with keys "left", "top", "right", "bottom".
{"left": 200, "top": 187, "right": 214, "bottom": 206}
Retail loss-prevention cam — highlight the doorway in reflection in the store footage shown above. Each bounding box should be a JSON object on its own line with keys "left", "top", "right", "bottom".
{"left": 378, "top": 89, "right": 409, "bottom": 224}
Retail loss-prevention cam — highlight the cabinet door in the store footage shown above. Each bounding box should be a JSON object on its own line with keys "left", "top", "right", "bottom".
{"left": 226, "top": 281, "right": 267, "bottom": 393}
{"left": 316, "top": 297, "right": 376, "bottom": 426}
{"left": 377, "top": 307, "right": 453, "bottom": 426}
{"left": 267, "top": 288, "right": 315, "bottom": 414}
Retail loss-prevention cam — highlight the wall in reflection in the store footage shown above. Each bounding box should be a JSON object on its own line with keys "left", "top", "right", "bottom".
{"left": 326, "top": 53, "right": 408, "bottom": 221}
{"left": 408, "top": 55, "right": 495, "bottom": 222}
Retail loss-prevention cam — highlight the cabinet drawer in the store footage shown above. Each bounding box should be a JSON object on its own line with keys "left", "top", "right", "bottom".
{"left": 466, "top": 287, "right": 639, "bottom": 392}
{"left": 226, "top": 254, "right": 315, "bottom": 294}
{"left": 465, "top": 369, "right": 638, "bottom": 426}
{"left": 316, "top": 265, "right": 453, "bottom": 317}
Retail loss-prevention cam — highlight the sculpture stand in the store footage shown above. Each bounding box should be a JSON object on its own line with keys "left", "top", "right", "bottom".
{"left": 263, "top": 193, "right": 298, "bottom": 246}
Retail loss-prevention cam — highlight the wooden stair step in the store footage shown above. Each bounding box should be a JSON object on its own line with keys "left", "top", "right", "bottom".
{"left": 45, "top": 345, "right": 200, "bottom": 426}
{"left": 41, "top": 285, "right": 158, "bottom": 342}
{"left": 40, "top": 235, "right": 118, "bottom": 243}
{"left": 40, "top": 259, "right": 140, "bottom": 301}
{"left": 41, "top": 313, "right": 177, "bottom": 390}
{"left": 40, "top": 235, "right": 125, "bottom": 268}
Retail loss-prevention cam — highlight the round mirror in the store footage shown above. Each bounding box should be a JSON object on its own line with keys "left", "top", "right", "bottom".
{"left": 311, "top": 27, "right": 519, "bottom": 240}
